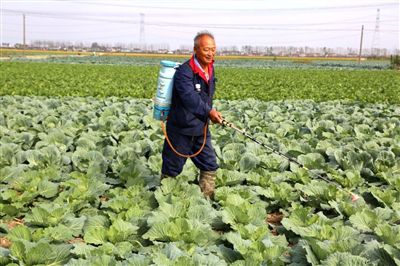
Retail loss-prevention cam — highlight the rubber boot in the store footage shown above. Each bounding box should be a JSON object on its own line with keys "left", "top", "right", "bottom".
{"left": 199, "top": 170, "right": 216, "bottom": 199}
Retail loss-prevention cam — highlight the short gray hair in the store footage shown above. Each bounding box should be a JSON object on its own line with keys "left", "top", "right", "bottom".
{"left": 194, "top": 30, "right": 215, "bottom": 47}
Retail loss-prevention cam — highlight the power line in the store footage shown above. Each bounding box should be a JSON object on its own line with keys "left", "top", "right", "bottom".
{"left": 51, "top": 1, "right": 399, "bottom": 12}
{"left": 3, "top": 8, "right": 398, "bottom": 27}
{"left": 2, "top": 18, "right": 388, "bottom": 28}
{"left": 2, "top": 11, "right": 398, "bottom": 32}
{"left": 3, "top": 2, "right": 399, "bottom": 15}
{"left": 5, "top": 29, "right": 142, "bottom": 42}
{"left": 4, "top": 25, "right": 136, "bottom": 34}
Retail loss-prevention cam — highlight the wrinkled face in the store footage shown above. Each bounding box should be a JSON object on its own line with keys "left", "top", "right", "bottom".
{"left": 194, "top": 35, "right": 216, "bottom": 67}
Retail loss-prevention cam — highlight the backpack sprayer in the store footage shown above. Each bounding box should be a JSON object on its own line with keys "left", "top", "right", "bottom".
{"left": 153, "top": 60, "right": 208, "bottom": 158}
{"left": 153, "top": 60, "right": 180, "bottom": 121}
{"left": 220, "top": 119, "right": 361, "bottom": 202}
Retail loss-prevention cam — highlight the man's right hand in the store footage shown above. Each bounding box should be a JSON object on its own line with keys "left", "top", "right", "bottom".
{"left": 209, "top": 109, "right": 223, "bottom": 124}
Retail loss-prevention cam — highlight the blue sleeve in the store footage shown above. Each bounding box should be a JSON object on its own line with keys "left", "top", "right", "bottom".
{"left": 174, "top": 68, "right": 212, "bottom": 122}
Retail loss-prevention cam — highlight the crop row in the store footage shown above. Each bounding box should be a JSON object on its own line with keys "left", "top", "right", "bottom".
{"left": 1, "top": 62, "right": 399, "bottom": 103}
{"left": 7, "top": 55, "right": 391, "bottom": 70}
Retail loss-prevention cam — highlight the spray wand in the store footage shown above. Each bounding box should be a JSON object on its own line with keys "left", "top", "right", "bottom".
{"left": 220, "top": 119, "right": 360, "bottom": 202}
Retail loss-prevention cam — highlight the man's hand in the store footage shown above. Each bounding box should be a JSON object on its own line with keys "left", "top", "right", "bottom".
{"left": 209, "top": 109, "right": 223, "bottom": 124}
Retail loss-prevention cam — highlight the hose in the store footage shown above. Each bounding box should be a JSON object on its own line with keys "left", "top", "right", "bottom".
{"left": 161, "top": 120, "right": 208, "bottom": 158}
{"left": 221, "top": 118, "right": 360, "bottom": 201}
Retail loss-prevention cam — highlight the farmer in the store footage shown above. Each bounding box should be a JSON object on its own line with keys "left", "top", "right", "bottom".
{"left": 161, "top": 30, "right": 223, "bottom": 198}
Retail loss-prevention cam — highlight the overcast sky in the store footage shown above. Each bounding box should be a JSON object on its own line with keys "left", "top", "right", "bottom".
{"left": 1, "top": 0, "right": 399, "bottom": 51}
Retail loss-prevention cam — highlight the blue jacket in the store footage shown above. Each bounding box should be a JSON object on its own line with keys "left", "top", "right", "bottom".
{"left": 167, "top": 56, "right": 216, "bottom": 136}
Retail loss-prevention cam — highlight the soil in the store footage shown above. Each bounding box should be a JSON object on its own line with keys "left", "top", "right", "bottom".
{"left": 266, "top": 211, "right": 284, "bottom": 225}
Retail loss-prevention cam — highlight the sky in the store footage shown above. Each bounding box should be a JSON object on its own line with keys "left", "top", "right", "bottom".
{"left": 1, "top": 0, "right": 399, "bottom": 51}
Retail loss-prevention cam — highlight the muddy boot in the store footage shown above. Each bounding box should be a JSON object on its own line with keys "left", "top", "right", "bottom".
{"left": 199, "top": 170, "right": 216, "bottom": 199}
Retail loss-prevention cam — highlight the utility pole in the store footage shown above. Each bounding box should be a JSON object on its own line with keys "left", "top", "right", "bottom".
{"left": 358, "top": 25, "right": 364, "bottom": 64}
{"left": 139, "top": 13, "right": 145, "bottom": 51}
{"left": 23, "top": 14, "right": 26, "bottom": 54}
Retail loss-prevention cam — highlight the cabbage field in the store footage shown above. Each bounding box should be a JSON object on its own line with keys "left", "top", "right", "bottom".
{"left": 0, "top": 57, "right": 400, "bottom": 265}
{"left": 2, "top": 61, "right": 399, "bottom": 102}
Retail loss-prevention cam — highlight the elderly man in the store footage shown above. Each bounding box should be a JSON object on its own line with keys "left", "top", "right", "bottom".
{"left": 161, "top": 31, "right": 223, "bottom": 198}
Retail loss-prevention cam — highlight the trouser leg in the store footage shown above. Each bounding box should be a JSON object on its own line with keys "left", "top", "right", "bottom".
{"left": 161, "top": 130, "right": 190, "bottom": 177}
{"left": 161, "top": 128, "right": 219, "bottom": 197}
{"left": 191, "top": 131, "right": 219, "bottom": 172}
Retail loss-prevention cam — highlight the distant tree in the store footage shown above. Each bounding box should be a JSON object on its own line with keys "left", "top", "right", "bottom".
{"left": 390, "top": 55, "right": 400, "bottom": 69}
{"left": 91, "top": 42, "right": 100, "bottom": 49}
{"left": 323, "top": 47, "right": 328, "bottom": 57}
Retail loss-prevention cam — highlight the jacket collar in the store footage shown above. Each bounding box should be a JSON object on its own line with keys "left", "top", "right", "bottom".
{"left": 189, "top": 55, "right": 213, "bottom": 84}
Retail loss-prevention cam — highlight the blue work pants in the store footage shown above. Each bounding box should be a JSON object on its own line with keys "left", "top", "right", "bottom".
{"left": 161, "top": 129, "right": 218, "bottom": 177}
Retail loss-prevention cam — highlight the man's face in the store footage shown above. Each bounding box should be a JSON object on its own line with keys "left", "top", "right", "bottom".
{"left": 194, "top": 35, "right": 216, "bottom": 67}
